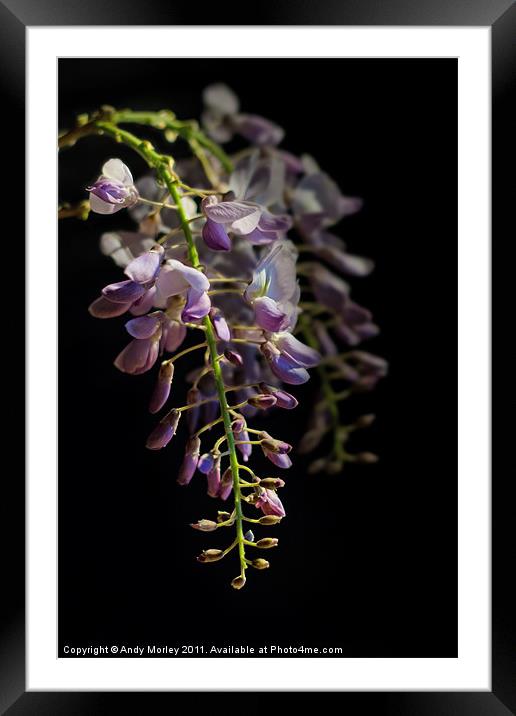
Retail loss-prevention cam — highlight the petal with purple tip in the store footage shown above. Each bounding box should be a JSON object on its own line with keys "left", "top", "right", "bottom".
{"left": 181, "top": 289, "right": 211, "bottom": 322}
{"left": 253, "top": 296, "right": 290, "bottom": 332}
{"left": 102, "top": 279, "right": 146, "bottom": 304}
{"left": 202, "top": 219, "right": 231, "bottom": 251}
{"left": 275, "top": 333, "right": 321, "bottom": 368}
{"left": 125, "top": 314, "right": 161, "bottom": 339}
{"left": 125, "top": 246, "right": 163, "bottom": 284}
{"left": 88, "top": 295, "right": 132, "bottom": 319}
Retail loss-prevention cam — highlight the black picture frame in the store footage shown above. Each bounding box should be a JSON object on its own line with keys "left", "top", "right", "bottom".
{"left": 3, "top": 1, "right": 509, "bottom": 712}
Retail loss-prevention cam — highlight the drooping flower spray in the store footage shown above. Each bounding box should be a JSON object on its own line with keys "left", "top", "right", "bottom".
{"left": 58, "top": 90, "right": 386, "bottom": 589}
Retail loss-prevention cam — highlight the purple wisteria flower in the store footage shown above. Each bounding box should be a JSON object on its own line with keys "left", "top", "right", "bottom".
{"left": 255, "top": 489, "right": 286, "bottom": 518}
{"left": 202, "top": 84, "right": 284, "bottom": 146}
{"left": 201, "top": 153, "right": 292, "bottom": 250}
{"left": 87, "top": 159, "right": 139, "bottom": 215}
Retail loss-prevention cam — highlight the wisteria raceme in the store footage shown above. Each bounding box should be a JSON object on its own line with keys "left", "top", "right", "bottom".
{"left": 58, "top": 89, "right": 387, "bottom": 590}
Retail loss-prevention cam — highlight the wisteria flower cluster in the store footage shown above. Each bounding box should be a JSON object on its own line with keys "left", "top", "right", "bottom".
{"left": 58, "top": 88, "right": 386, "bottom": 589}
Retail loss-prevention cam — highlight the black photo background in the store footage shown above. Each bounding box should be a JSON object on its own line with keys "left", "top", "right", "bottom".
{"left": 58, "top": 58, "right": 457, "bottom": 657}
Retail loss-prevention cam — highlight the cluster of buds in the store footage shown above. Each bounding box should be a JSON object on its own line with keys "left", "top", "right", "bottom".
{"left": 58, "top": 86, "right": 385, "bottom": 589}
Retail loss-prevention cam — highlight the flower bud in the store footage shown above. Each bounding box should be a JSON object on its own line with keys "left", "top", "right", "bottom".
{"left": 248, "top": 394, "right": 277, "bottom": 410}
{"left": 207, "top": 455, "right": 221, "bottom": 497}
{"left": 259, "top": 477, "right": 285, "bottom": 489}
{"left": 177, "top": 435, "right": 201, "bottom": 486}
{"left": 146, "top": 409, "right": 180, "bottom": 450}
{"left": 355, "top": 452, "right": 379, "bottom": 464}
{"left": 258, "top": 383, "right": 298, "bottom": 410}
{"left": 218, "top": 467, "right": 233, "bottom": 501}
{"left": 149, "top": 361, "right": 174, "bottom": 414}
{"left": 217, "top": 511, "right": 231, "bottom": 522}
{"left": 261, "top": 437, "right": 292, "bottom": 454}
{"left": 255, "top": 538, "right": 278, "bottom": 549}
{"left": 224, "top": 349, "right": 243, "bottom": 367}
{"left": 197, "top": 452, "right": 215, "bottom": 474}
{"left": 231, "top": 575, "right": 246, "bottom": 590}
{"left": 197, "top": 549, "right": 224, "bottom": 563}
{"left": 191, "top": 519, "right": 218, "bottom": 532}
{"left": 244, "top": 530, "right": 255, "bottom": 542}
{"left": 251, "top": 558, "right": 270, "bottom": 570}
{"left": 354, "top": 414, "right": 376, "bottom": 429}
{"left": 210, "top": 308, "right": 231, "bottom": 341}
{"left": 258, "top": 515, "right": 283, "bottom": 525}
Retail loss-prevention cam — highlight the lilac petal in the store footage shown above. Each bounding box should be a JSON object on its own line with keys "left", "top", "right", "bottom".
{"left": 88, "top": 295, "right": 132, "bottom": 319}
{"left": 318, "top": 247, "right": 374, "bottom": 277}
{"left": 125, "top": 246, "right": 164, "bottom": 284}
{"left": 157, "top": 259, "right": 210, "bottom": 295}
{"left": 125, "top": 314, "right": 161, "bottom": 339}
{"left": 232, "top": 114, "right": 285, "bottom": 146}
{"left": 275, "top": 333, "right": 321, "bottom": 368}
{"left": 102, "top": 279, "right": 146, "bottom": 304}
{"left": 256, "top": 489, "right": 286, "bottom": 517}
{"left": 114, "top": 337, "right": 159, "bottom": 375}
{"left": 181, "top": 289, "right": 211, "bottom": 322}
{"left": 161, "top": 320, "right": 187, "bottom": 353}
{"left": 264, "top": 350, "right": 310, "bottom": 385}
{"left": 253, "top": 296, "right": 290, "bottom": 332}
{"left": 203, "top": 199, "right": 260, "bottom": 226}
{"left": 263, "top": 450, "right": 292, "bottom": 469}
{"left": 88, "top": 180, "right": 128, "bottom": 204}
{"left": 149, "top": 362, "right": 174, "bottom": 414}
{"left": 233, "top": 424, "right": 251, "bottom": 462}
{"left": 177, "top": 436, "right": 201, "bottom": 486}
{"left": 202, "top": 219, "right": 231, "bottom": 251}
{"left": 102, "top": 158, "right": 134, "bottom": 186}
{"left": 210, "top": 309, "right": 231, "bottom": 342}
{"left": 129, "top": 286, "right": 157, "bottom": 316}
{"left": 243, "top": 228, "right": 278, "bottom": 245}
{"left": 89, "top": 192, "right": 124, "bottom": 215}
{"left": 258, "top": 212, "right": 292, "bottom": 233}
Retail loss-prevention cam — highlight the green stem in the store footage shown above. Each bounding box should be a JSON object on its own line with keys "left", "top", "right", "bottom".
{"left": 111, "top": 109, "right": 234, "bottom": 175}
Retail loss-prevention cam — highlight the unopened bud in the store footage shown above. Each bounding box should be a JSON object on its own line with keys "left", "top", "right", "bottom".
{"left": 197, "top": 549, "right": 224, "bottom": 563}
{"left": 355, "top": 414, "right": 376, "bottom": 429}
{"left": 191, "top": 519, "right": 218, "bottom": 532}
{"left": 255, "top": 537, "right": 278, "bottom": 549}
{"left": 258, "top": 515, "right": 283, "bottom": 525}
{"left": 258, "top": 383, "right": 298, "bottom": 410}
{"left": 261, "top": 438, "right": 291, "bottom": 455}
{"left": 355, "top": 452, "right": 379, "bottom": 464}
{"left": 231, "top": 575, "right": 246, "bottom": 590}
{"left": 218, "top": 467, "right": 233, "bottom": 501}
{"left": 224, "top": 349, "right": 243, "bottom": 367}
{"left": 260, "top": 477, "right": 285, "bottom": 489}
{"left": 248, "top": 394, "right": 277, "bottom": 410}
{"left": 251, "top": 558, "right": 270, "bottom": 570}
{"left": 146, "top": 409, "right": 180, "bottom": 450}
{"left": 149, "top": 361, "right": 174, "bottom": 413}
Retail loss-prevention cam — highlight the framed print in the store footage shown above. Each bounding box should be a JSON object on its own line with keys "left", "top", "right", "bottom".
{"left": 1, "top": 1, "right": 511, "bottom": 712}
